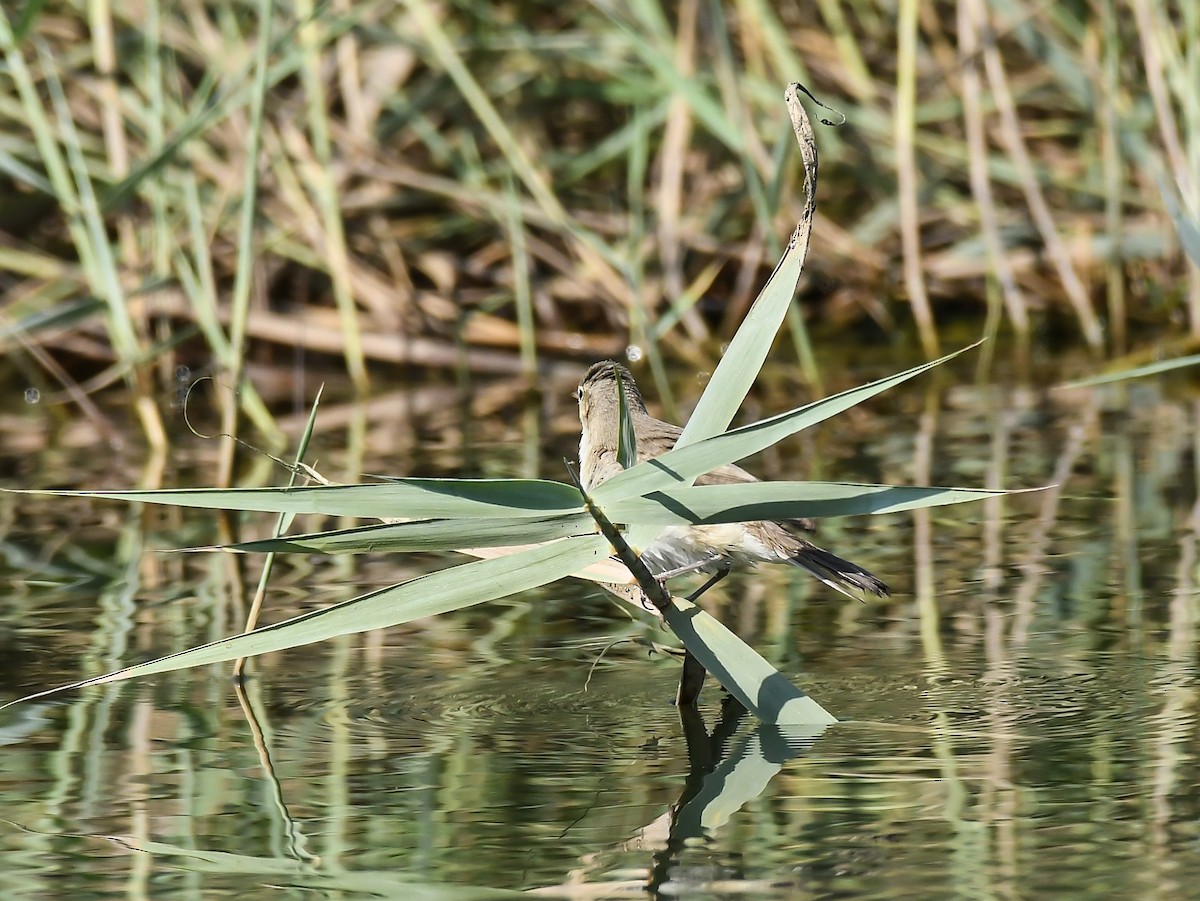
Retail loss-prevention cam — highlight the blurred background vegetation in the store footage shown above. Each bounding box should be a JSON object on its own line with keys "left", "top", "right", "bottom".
{"left": 1, "top": 0, "right": 1198, "bottom": 450}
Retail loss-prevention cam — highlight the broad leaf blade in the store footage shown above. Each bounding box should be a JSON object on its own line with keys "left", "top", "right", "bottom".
{"left": 675, "top": 84, "right": 822, "bottom": 450}
{"left": 1, "top": 535, "right": 608, "bottom": 708}
{"left": 6, "top": 478, "right": 584, "bottom": 519}
{"left": 595, "top": 342, "right": 981, "bottom": 503}
{"left": 676, "top": 225, "right": 807, "bottom": 449}
{"left": 609, "top": 480, "right": 1022, "bottom": 524}
{"left": 621, "top": 85, "right": 822, "bottom": 557}
{"left": 665, "top": 598, "right": 837, "bottom": 725}
{"left": 222, "top": 513, "right": 595, "bottom": 554}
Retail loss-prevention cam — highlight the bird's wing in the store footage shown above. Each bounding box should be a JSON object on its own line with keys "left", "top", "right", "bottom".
{"left": 694, "top": 463, "right": 759, "bottom": 486}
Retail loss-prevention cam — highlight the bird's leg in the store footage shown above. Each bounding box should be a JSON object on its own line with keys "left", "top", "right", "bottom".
{"left": 653, "top": 556, "right": 724, "bottom": 581}
{"left": 684, "top": 564, "right": 731, "bottom": 602}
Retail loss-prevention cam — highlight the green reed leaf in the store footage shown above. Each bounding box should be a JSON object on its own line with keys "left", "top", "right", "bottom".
{"left": 221, "top": 513, "right": 596, "bottom": 554}
{"left": 1058, "top": 352, "right": 1200, "bottom": 389}
{"left": 608, "top": 479, "right": 1023, "bottom": 524}
{"left": 595, "top": 342, "right": 981, "bottom": 503}
{"left": 6, "top": 478, "right": 584, "bottom": 519}
{"left": 663, "top": 598, "right": 838, "bottom": 726}
{"left": 0, "top": 535, "right": 608, "bottom": 709}
{"left": 615, "top": 366, "right": 638, "bottom": 471}
{"left": 572, "top": 466, "right": 837, "bottom": 725}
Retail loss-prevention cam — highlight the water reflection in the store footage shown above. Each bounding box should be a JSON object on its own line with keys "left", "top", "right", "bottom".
{"left": 1, "top": 360, "right": 1200, "bottom": 897}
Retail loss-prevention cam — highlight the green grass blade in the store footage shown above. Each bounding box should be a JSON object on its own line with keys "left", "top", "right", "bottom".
{"left": 618, "top": 85, "right": 823, "bottom": 557}
{"left": 1058, "top": 353, "right": 1200, "bottom": 389}
{"left": 221, "top": 513, "right": 596, "bottom": 554}
{"left": 596, "top": 342, "right": 982, "bottom": 502}
{"left": 608, "top": 480, "right": 1023, "bottom": 525}
{"left": 1, "top": 535, "right": 609, "bottom": 707}
{"left": 4, "top": 478, "right": 585, "bottom": 519}
{"left": 616, "top": 367, "right": 638, "bottom": 471}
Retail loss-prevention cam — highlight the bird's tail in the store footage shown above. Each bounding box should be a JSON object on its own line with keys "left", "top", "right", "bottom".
{"left": 789, "top": 542, "right": 890, "bottom": 599}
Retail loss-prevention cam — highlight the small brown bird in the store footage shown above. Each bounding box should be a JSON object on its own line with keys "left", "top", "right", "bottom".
{"left": 576, "top": 360, "right": 889, "bottom": 598}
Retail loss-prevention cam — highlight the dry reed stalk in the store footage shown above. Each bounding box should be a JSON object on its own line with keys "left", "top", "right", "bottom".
{"left": 2, "top": 0, "right": 1198, "bottom": 430}
{"left": 979, "top": 5, "right": 1103, "bottom": 352}
{"left": 896, "top": 0, "right": 939, "bottom": 357}
{"left": 960, "top": 0, "right": 1029, "bottom": 341}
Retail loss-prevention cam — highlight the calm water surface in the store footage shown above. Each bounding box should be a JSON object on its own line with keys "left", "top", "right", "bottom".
{"left": 1, "top": 354, "right": 1198, "bottom": 899}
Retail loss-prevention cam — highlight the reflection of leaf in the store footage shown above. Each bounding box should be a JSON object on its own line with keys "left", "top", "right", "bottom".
{"left": 104, "top": 835, "right": 530, "bottom": 898}
{"left": 671, "top": 722, "right": 830, "bottom": 839}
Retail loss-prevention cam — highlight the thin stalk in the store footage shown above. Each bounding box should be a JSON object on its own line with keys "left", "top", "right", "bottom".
{"left": 296, "top": 0, "right": 368, "bottom": 392}
{"left": 502, "top": 177, "right": 537, "bottom": 378}
{"left": 960, "top": 0, "right": 1029, "bottom": 346}
{"left": 1100, "top": 0, "right": 1126, "bottom": 353}
{"left": 897, "top": 0, "right": 939, "bottom": 357}
{"left": 40, "top": 43, "right": 167, "bottom": 448}
{"left": 220, "top": 0, "right": 275, "bottom": 486}
{"left": 234, "top": 385, "right": 323, "bottom": 677}
{"left": 814, "top": 0, "right": 876, "bottom": 102}
{"left": 179, "top": 168, "right": 279, "bottom": 441}
{"left": 654, "top": 0, "right": 708, "bottom": 343}
{"left": 982, "top": 4, "right": 1103, "bottom": 350}
{"left": 0, "top": 22, "right": 98, "bottom": 302}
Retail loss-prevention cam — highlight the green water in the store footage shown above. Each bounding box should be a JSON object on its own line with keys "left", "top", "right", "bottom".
{"left": 1, "top": 358, "right": 1198, "bottom": 899}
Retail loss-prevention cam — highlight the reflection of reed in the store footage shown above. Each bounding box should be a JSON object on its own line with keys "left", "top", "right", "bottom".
{"left": 913, "top": 389, "right": 986, "bottom": 897}
{"left": 1147, "top": 401, "right": 1200, "bottom": 894}
{"left": 981, "top": 406, "right": 1017, "bottom": 597}
{"left": 234, "top": 678, "right": 318, "bottom": 863}
{"left": 1010, "top": 399, "right": 1099, "bottom": 649}
{"left": 1113, "top": 409, "right": 1144, "bottom": 625}
{"left": 980, "top": 379, "right": 1020, "bottom": 897}
{"left": 913, "top": 390, "right": 942, "bottom": 670}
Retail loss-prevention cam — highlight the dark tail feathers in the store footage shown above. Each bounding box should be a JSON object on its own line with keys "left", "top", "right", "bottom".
{"left": 790, "top": 543, "right": 889, "bottom": 598}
